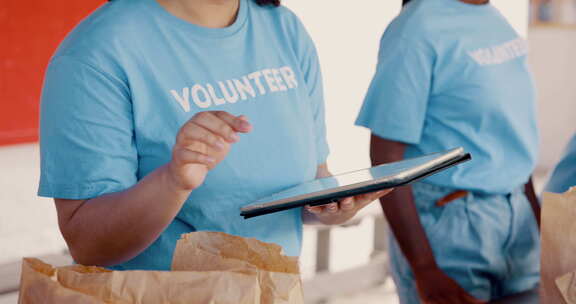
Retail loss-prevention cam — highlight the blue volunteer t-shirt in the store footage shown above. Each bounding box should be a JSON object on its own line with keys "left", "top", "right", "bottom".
{"left": 38, "top": 0, "right": 329, "bottom": 270}
{"left": 546, "top": 134, "right": 576, "bottom": 193}
{"left": 356, "top": 0, "right": 539, "bottom": 194}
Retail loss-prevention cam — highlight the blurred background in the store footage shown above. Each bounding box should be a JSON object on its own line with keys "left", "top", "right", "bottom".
{"left": 1, "top": 0, "right": 575, "bottom": 303}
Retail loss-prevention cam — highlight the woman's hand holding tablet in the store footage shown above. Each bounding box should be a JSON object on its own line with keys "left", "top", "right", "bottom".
{"left": 304, "top": 187, "right": 394, "bottom": 225}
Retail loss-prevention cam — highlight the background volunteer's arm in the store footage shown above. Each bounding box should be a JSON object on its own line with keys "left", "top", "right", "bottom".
{"left": 371, "top": 135, "right": 483, "bottom": 303}
{"left": 55, "top": 111, "right": 251, "bottom": 267}
{"left": 524, "top": 177, "right": 540, "bottom": 227}
{"left": 370, "top": 135, "right": 437, "bottom": 270}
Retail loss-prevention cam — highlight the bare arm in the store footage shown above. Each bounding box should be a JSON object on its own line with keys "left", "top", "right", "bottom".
{"left": 370, "top": 135, "right": 437, "bottom": 270}
{"left": 55, "top": 111, "right": 252, "bottom": 266}
{"left": 55, "top": 166, "right": 191, "bottom": 266}
{"left": 524, "top": 176, "right": 540, "bottom": 228}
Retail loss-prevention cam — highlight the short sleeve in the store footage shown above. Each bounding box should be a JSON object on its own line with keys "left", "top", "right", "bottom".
{"left": 355, "top": 36, "right": 435, "bottom": 144}
{"left": 38, "top": 56, "right": 138, "bottom": 199}
{"left": 546, "top": 134, "right": 576, "bottom": 193}
{"left": 291, "top": 15, "right": 329, "bottom": 164}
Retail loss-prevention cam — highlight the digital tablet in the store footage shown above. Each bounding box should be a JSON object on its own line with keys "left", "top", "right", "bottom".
{"left": 240, "top": 147, "right": 471, "bottom": 219}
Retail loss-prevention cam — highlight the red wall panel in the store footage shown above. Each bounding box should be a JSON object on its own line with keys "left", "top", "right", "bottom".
{"left": 0, "top": 0, "right": 105, "bottom": 146}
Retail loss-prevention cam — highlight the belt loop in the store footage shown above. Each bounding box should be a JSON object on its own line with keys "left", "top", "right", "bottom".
{"left": 436, "top": 190, "right": 469, "bottom": 207}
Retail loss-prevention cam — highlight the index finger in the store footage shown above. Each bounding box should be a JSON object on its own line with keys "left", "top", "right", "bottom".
{"left": 213, "top": 111, "right": 252, "bottom": 133}
{"left": 189, "top": 111, "right": 251, "bottom": 143}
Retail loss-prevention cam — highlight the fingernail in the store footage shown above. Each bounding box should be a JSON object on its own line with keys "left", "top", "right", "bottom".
{"left": 230, "top": 133, "right": 240, "bottom": 142}
{"left": 205, "top": 156, "right": 216, "bottom": 163}
{"left": 240, "top": 121, "right": 251, "bottom": 130}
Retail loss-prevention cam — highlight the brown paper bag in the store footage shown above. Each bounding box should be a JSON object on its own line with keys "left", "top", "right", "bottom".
{"left": 541, "top": 188, "right": 576, "bottom": 304}
{"left": 18, "top": 258, "right": 103, "bottom": 304}
{"left": 18, "top": 231, "right": 303, "bottom": 304}
{"left": 172, "top": 232, "right": 303, "bottom": 304}
{"left": 55, "top": 264, "right": 260, "bottom": 304}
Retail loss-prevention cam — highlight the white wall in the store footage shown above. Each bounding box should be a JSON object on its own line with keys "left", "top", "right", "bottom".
{"left": 529, "top": 26, "right": 576, "bottom": 174}
{"left": 0, "top": 145, "right": 64, "bottom": 265}
{"left": 492, "top": 0, "right": 530, "bottom": 36}
{"left": 285, "top": 1, "right": 402, "bottom": 175}
{"left": 285, "top": 0, "right": 530, "bottom": 176}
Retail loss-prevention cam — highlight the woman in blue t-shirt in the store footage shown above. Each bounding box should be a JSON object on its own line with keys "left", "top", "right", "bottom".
{"left": 39, "top": 0, "right": 391, "bottom": 270}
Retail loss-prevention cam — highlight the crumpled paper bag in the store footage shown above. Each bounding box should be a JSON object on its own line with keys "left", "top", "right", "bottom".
{"left": 18, "top": 231, "right": 303, "bottom": 304}
{"left": 172, "top": 232, "right": 302, "bottom": 304}
{"left": 541, "top": 187, "right": 576, "bottom": 304}
{"left": 18, "top": 258, "right": 102, "bottom": 304}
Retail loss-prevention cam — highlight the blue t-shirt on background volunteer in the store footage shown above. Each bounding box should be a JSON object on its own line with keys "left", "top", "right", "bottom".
{"left": 546, "top": 134, "right": 576, "bottom": 193}
{"left": 38, "top": 0, "right": 329, "bottom": 270}
{"left": 356, "top": 0, "right": 539, "bottom": 194}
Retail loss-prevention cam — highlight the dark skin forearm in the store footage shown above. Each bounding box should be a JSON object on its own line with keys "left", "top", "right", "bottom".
{"left": 524, "top": 177, "right": 540, "bottom": 228}
{"left": 370, "top": 135, "right": 437, "bottom": 270}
